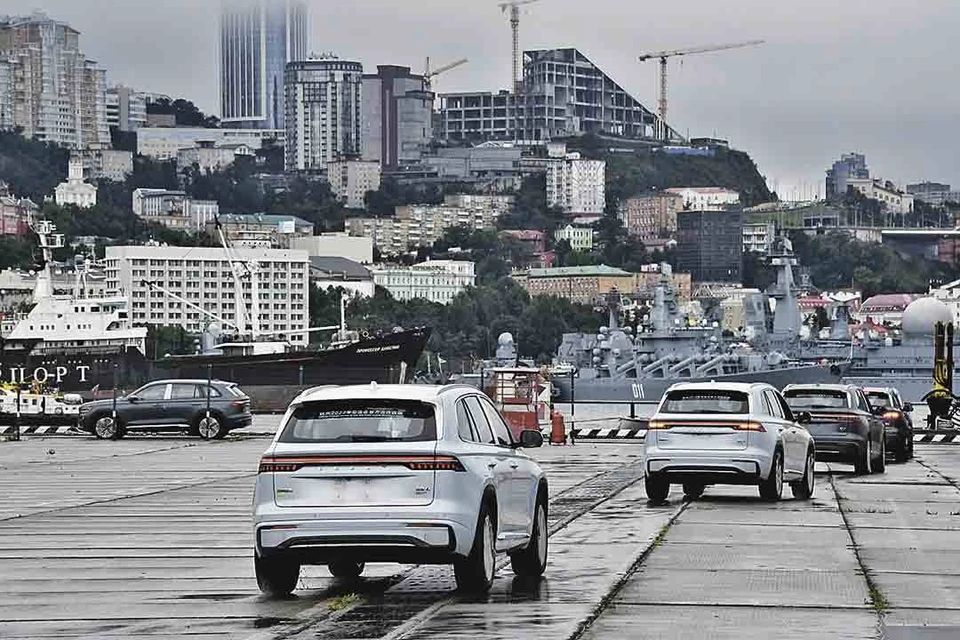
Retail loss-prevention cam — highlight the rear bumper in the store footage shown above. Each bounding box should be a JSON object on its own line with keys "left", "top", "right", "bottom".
{"left": 255, "top": 517, "right": 468, "bottom": 565}
{"left": 645, "top": 448, "right": 769, "bottom": 485}
{"left": 226, "top": 413, "right": 252, "bottom": 429}
{"left": 812, "top": 435, "right": 865, "bottom": 462}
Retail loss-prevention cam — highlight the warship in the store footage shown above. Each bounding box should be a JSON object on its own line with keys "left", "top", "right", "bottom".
{"left": 549, "top": 237, "right": 847, "bottom": 403}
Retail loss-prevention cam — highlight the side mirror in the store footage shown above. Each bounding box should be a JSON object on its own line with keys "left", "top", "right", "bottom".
{"left": 515, "top": 429, "right": 544, "bottom": 449}
{"left": 796, "top": 411, "right": 812, "bottom": 425}
{"left": 871, "top": 405, "right": 886, "bottom": 416}
{"left": 127, "top": 395, "right": 139, "bottom": 404}
{"left": 903, "top": 403, "right": 913, "bottom": 413}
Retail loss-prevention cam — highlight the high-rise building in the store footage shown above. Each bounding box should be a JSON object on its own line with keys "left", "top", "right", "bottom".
{"left": 219, "top": 0, "right": 308, "bottom": 130}
{"left": 439, "top": 48, "right": 679, "bottom": 143}
{"left": 327, "top": 160, "right": 381, "bottom": 209}
{"left": 0, "top": 57, "right": 12, "bottom": 130}
{"left": 361, "top": 65, "right": 433, "bottom": 167}
{"left": 676, "top": 209, "right": 743, "bottom": 284}
{"left": 546, "top": 153, "right": 606, "bottom": 214}
{"left": 619, "top": 192, "right": 684, "bottom": 241}
{"left": 825, "top": 153, "right": 870, "bottom": 201}
{"left": 0, "top": 12, "right": 110, "bottom": 148}
{"left": 106, "top": 86, "right": 148, "bottom": 131}
{"left": 284, "top": 58, "right": 363, "bottom": 172}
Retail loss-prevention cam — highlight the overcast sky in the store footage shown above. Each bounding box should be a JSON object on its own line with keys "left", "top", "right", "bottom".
{"left": 3, "top": 0, "right": 958, "bottom": 198}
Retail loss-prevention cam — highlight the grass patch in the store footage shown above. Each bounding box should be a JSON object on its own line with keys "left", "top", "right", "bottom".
{"left": 868, "top": 584, "right": 889, "bottom": 612}
{"left": 651, "top": 522, "right": 672, "bottom": 548}
{"left": 327, "top": 593, "right": 362, "bottom": 611}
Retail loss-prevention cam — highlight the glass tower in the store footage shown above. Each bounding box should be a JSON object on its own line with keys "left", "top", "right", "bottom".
{"left": 220, "top": 0, "right": 308, "bottom": 130}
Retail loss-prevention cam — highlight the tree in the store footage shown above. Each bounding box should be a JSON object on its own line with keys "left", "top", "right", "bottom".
{"left": 147, "top": 97, "right": 219, "bottom": 128}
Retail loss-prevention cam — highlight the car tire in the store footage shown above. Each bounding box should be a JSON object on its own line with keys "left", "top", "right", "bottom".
{"left": 455, "top": 500, "right": 496, "bottom": 593}
{"left": 645, "top": 474, "right": 670, "bottom": 503}
{"left": 908, "top": 437, "right": 915, "bottom": 460}
{"left": 790, "top": 449, "right": 815, "bottom": 500}
{"left": 873, "top": 438, "right": 886, "bottom": 473}
{"left": 682, "top": 482, "right": 705, "bottom": 500}
{"left": 195, "top": 413, "right": 225, "bottom": 440}
{"left": 255, "top": 554, "right": 299, "bottom": 597}
{"left": 93, "top": 414, "right": 124, "bottom": 440}
{"left": 894, "top": 438, "right": 908, "bottom": 463}
{"left": 510, "top": 493, "right": 548, "bottom": 578}
{"left": 854, "top": 440, "right": 872, "bottom": 475}
{"left": 328, "top": 561, "right": 365, "bottom": 579}
{"left": 759, "top": 449, "right": 783, "bottom": 501}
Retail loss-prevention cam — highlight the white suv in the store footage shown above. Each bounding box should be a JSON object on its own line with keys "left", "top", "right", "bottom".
{"left": 644, "top": 382, "right": 816, "bottom": 502}
{"left": 253, "top": 383, "right": 549, "bottom": 596}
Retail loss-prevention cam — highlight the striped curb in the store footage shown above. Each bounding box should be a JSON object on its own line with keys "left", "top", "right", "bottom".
{"left": 914, "top": 430, "right": 960, "bottom": 443}
{"left": 571, "top": 428, "right": 648, "bottom": 440}
{"left": 0, "top": 425, "right": 81, "bottom": 436}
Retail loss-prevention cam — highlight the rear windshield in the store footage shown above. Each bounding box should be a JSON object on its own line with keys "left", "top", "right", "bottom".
{"left": 783, "top": 389, "right": 849, "bottom": 410}
{"left": 278, "top": 400, "right": 437, "bottom": 443}
{"left": 226, "top": 384, "right": 246, "bottom": 398}
{"left": 660, "top": 390, "right": 749, "bottom": 414}
{"left": 865, "top": 391, "right": 892, "bottom": 408}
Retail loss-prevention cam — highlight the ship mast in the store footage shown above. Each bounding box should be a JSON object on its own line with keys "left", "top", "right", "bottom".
{"left": 213, "top": 216, "right": 258, "bottom": 341}
{"left": 31, "top": 220, "right": 64, "bottom": 303}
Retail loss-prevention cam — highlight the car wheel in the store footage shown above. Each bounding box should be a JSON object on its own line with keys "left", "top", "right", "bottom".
{"left": 196, "top": 414, "right": 224, "bottom": 440}
{"left": 759, "top": 450, "right": 783, "bottom": 501}
{"left": 255, "top": 554, "right": 299, "bottom": 597}
{"left": 873, "top": 437, "right": 886, "bottom": 473}
{"left": 510, "top": 494, "right": 548, "bottom": 578}
{"left": 455, "top": 500, "right": 496, "bottom": 593}
{"left": 682, "top": 482, "right": 705, "bottom": 500}
{"left": 894, "top": 438, "right": 908, "bottom": 463}
{"left": 854, "top": 440, "right": 872, "bottom": 475}
{"left": 790, "top": 449, "right": 815, "bottom": 500}
{"left": 328, "top": 561, "right": 365, "bottom": 579}
{"left": 645, "top": 473, "right": 670, "bottom": 503}
{"left": 908, "top": 437, "right": 915, "bottom": 460}
{"left": 93, "top": 414, "right": 124, "bottom": 440}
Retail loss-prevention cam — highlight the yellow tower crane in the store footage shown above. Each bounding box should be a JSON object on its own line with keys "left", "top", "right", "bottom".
{"left": 638, "top": 40, "right": 764, "bottom": 140}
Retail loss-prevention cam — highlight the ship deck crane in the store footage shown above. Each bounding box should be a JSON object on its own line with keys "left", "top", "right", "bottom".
{"left": 638, "top": 39, "right": 764, "bottom": 140}
{"left": 423, "top": 57, "right": 468, "bottom": 92}
{"left": 498, "top": 0, "right": 541, "bottom": 93}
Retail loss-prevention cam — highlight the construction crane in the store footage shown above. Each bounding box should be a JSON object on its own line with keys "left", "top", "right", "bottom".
{"left": 498, "top": 0, "right": 541, "bottom": 93}
{"left": 638, "top": 40, "right": 764, "bottom": 139}
{"left": 423, "top": 57, "right": 469, "bottom": 91}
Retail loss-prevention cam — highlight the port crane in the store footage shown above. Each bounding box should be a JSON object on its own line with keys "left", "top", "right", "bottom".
{"left": 498, "top": 0, "right": 541, "bottom": 93}
{"left": 638, "top": 39, "right": 764, "bottom": 139}
{"left": 423, "top": 57, "right": 469, "bottom": 92}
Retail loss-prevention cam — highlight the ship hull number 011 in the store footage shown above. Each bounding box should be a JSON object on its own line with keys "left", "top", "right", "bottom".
{"left": 631, "top": 383, "right": 646, "bottom": 400}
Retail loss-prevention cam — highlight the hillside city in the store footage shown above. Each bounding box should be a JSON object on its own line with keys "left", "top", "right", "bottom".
{"left": 1, "top": 8, "right": 959, "bottom": 369}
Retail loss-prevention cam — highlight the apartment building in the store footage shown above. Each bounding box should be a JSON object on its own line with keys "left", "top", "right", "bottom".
{"left": 619, "top": 192, "right": 684, "bottom": 241}
{"left": 328, "top": 160, "right": 381, "bottom": 209}
{"left": 847, "top": 178, "right": 915, "bottom": 214}
{"left": 0, "top": 183, "right": 36, "bottom": 236}
{"left": 347, "top": 204, "right": 501, "bottom": 254}
{"left": 207, "top": 213, "right": 313, "bottom": 249}
{"left": 546, "top": 153, "right": 605, "bottom": 214}
{"left": 106, "top": 85, "right": 150, "bottom": 131}
{"left": 137, "top": 127, "right": 282, "bottom": 161}
{"left": 0, "top": 13, "right": 109, "bottom": 149}
{"left": 372, "top": 260, "right": 475, "bottom": 304}
{"left": 518, "top": 264, "right": 691, "bottom": 305}
{"left": 104, "top": 245, "right": 309, "bottom": 341}
{"left": 285, "top": 58, "right": 363, "bottom": 171}
{"left": 132, "top": 189, "right": 218, "bottom": 231}
{"left": 665, "top": 187, "right": 740, "bottom": 211}
{"left": 743, "top": 221, "right": 776, "bottom": 254}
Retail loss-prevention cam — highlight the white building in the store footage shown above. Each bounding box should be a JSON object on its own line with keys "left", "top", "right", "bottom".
{"left": 137, "top": 127, "right": 282, "bottom": 161}
{"left": 177, "top": 141, "right": 254, "bottom": 172}
{"left": 132, "top": 189, "right": 218, "bottom": 231}
{"left": 55, "top": 157, "right": 97, "bottom": 208}
{"left": 743, "top": 221, "right": 776, "bottom": 254}
{"left": 443, "top": 194, "right": 515, "bottom": 212}
{"left": 88, "top": 149, "right": 133, "bottom": 182}
{"left": 347, "top": 204, "right": 501, "bottom": 254}
{"left": 372, "top": 260, "right": 475, "bottom": 304}
{"left": 546, "top": 153, "right": 606, "bottom": 214}
{"left": 104, "top": 245, "right": 309, "bottom": 340}
{"left": 554, "top": 224, "right": 594, "bottom": 251}
{"left": 847, "top": 178, "right": 915, "bottom": 215}
{"left": 310, "top": 256, "right": 375, "bottom": 298}
{"left": 666, "top": 187, "right": 740, "bottom": 211}
{"left": 285, "top": 58, "right": 364, "bottom": 172}
{"left": 0, "top": 13, "right": 109, "bottom": 149}
{"left": 106, "top": 85, "right": 149, "bottom": 131}
{"left": 327, "top": 160, "right": 381, "bottom": 209}
{"left": 291, "top": 233, "right": 374, "bottom": 263}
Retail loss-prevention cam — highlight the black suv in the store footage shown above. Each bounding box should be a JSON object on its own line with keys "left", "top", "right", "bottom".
{"left": 864, "top": 386, "right": 914, "bottom": 463}
{"left": 79, "top": 379, "right": 252, "bottom": 440}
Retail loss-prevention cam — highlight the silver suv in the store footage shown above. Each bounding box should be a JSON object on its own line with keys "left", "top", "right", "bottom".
{"left": 252, "top": 383, "right": 548, "bottom": 596}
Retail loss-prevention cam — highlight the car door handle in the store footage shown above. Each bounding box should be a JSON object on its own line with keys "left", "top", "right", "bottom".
{"left": 509, "top": 462, "right": 519, "bottom": 469}
{"left": 488, "top": 462, "right": 498, "bottom": 469}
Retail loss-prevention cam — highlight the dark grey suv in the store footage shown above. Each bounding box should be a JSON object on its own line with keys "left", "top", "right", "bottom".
{"left": 79, "top": 379, "right": 252, "bottom": 440}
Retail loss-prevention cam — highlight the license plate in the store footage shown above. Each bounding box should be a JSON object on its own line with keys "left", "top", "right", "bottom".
{"left": 936, "top": 418, "right": 954, "bottom": 430}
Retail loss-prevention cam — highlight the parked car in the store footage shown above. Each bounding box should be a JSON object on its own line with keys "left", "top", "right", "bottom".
{"left": 782, "top": 384, "right": 885, "bottom": 474}
{"left": 864, "top": 386, "right": 914, "bottom": 463}
{"left": 252, "top": 383, "right": 548, "bottom": 597}
{"left": 78, "top": 379, "right": 251, "bottom": 440}
{"left": 643, "top": 382, "right": 816, "bottom": 502}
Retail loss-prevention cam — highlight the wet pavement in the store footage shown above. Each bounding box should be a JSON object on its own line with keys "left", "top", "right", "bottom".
{"left": 1, "top": 431, "right": 959, "bottom": 639}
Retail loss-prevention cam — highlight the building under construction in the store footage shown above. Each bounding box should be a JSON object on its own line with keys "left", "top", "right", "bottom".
{"left": 438, "top": 48, "right": 682, "bottom": 144}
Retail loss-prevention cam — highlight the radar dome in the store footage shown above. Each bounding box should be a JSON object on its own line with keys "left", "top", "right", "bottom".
{"left": 901, "top": 297, "right": 953, "bottom": 338}
{"left": 497, "top": 332, "right": 515, "bottom": 347}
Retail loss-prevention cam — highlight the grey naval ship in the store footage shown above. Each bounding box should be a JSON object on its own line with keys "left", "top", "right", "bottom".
{"left": 550, "top": 237, "right": 847, "bottom": 403}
